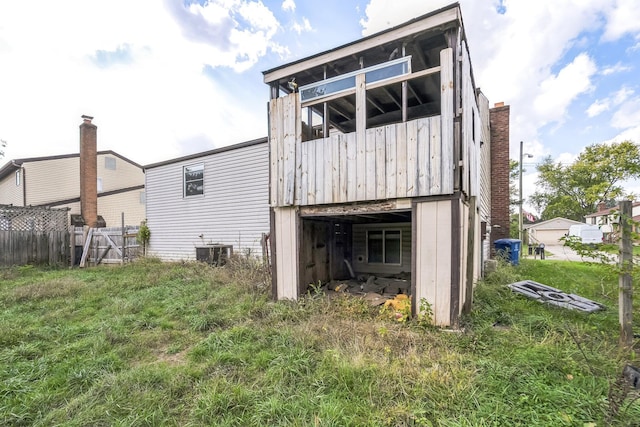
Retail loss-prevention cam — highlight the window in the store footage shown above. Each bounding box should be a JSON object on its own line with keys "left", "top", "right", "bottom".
{"left": 367, "top": 229, "right": 401, "bottom": 264}
{"left": 299, "top": 56, "right": 411, "bottom": 104}
{"left": 15, "top": 170, "right": 20, "bottom": 186}
{"left": 184, "top": 163, "right": 204, "bottom": 197}
{"left": 97, "top": 177, "right": 103, "bottom": 193}
{"left": 139, "top": 191, "right": 146, "bottom": 204}
{"left": 105, "top": 157, "right": 116, "bottom": 170}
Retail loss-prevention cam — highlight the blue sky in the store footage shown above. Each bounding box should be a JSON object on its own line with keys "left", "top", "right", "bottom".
{"left": 0, "top": 0, "right": 639, "bottom": 212}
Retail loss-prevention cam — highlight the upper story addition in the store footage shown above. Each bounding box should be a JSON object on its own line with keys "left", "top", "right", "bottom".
{"left": 263, "top": 3, "right": 485, "bottom": 209}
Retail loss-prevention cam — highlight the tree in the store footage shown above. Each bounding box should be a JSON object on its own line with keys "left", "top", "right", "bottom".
{"left": 530, "top": 140, "right": 640, "bottom": 221}
{"left": 0, "top": 139, "right": 6, "bottom": 160}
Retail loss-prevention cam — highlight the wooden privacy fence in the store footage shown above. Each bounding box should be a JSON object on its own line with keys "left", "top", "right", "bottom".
{"left": 0, "top": 230, "right": 70, "bottom": 267}
{"left": 75, "top": 226, "right": 140, "bottom": 267}
{"left": 0, "top": 205, "right": 70, "bottom": 267}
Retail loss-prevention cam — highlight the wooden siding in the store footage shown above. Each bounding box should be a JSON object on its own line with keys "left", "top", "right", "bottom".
{"left": 352, "top": 223, "right": 412, "bottom": 276}
{"left": 274, "top": 206, "right": 299, "bottom": 299}
{"left": 460, "top": 42, "right": 479, "bottom": 198}
{"left": 270, "top": 108, "right": 451, "bottom": 206}
{"left": 414, "top": 200, "right": 452, "bottom": 326}
{"left": 145, "top": 142, "right": 269, "bottom": 261}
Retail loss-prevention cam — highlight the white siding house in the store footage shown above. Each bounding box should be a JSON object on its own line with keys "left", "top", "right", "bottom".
{"left": 144, "top": 138, "right": 270, "bottom": 261}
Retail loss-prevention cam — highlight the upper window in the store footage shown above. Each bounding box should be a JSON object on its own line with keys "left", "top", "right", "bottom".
{"left": 105, "top": 157, "right": 116, "bottom": 170}
{"left": 367, "top": 229, "right": 401, "bottom": 265}
{"left": 299, "top": 56, "right": 411, "bottom": 104}
{"left": 15, "top": 170, "right": 20, "bottom": 186}
{"left": 184, "top": 163, "right": 204, "bottom": 197}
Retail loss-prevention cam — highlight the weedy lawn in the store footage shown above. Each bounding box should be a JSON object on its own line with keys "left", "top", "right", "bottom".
{"left": 1, "top": 257, "right": 639, "bottom": 426}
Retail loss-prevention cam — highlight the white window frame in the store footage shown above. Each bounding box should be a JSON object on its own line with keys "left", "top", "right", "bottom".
{"left": 184, "top": 163, "right": 204, "bottom": 197}
{"left": 15, "top": 170, "right": 20, "bottom": 186}
{"left": 366, "top": 229, "right": 402, "bottom": 265}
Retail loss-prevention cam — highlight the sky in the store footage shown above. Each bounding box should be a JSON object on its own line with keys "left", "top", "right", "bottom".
{"left": 1, "top": 0, "right": 639, "bottom": 214}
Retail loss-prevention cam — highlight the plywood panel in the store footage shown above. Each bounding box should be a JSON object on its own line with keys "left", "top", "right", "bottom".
{"left": 375, "top": 127, "right": 386, "bottom": 200}
{"left": 275, "top": 207, "right": 298, "bottom": 300}
{"left": 396, "top": 122, "right": 407, "bottom": 197}
{"left": 346, "top": 132, "right": 357, "bottom": 201}
{"left": 406, "top": 120, "right": 418, "bottom": 197}
{"left": 440, "top": 48, "right": 454, "bottom": 194}
{"left": 429, "top": 116, "right": 442, "bottom": 194}
{"left": 385, "top": 125, "right": 397, "bottom": 200}
{"left": 331, "top": 134, "right": 340, "bottom": 203}
{"left": 356, "top": 74, "right": 367, "bottom": 201}
{"left": 415, "top": 200, "right": 452, "bottom": 326}
{"left": 339, "top": 134, "right": 348, "bottom": 202}
{"left": 315, "top": 138, "right": 325, "bottom": 204}
{"left": 283, "top": 95, "right": 297, "bottom": 205}
{"left": 417, "top": 117, "right": 430, "bottom": 196}
{"left": 365, "top": 128, "right": 377, "bottom": 200}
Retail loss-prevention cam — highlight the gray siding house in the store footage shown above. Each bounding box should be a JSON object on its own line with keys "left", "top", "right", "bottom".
{"left": 144, "top": 138, "right": 269, "bottom": 261}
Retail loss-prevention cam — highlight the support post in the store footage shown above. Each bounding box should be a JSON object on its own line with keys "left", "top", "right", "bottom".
{"left": 619, "top": 200, "right": 633, "bottom": 347}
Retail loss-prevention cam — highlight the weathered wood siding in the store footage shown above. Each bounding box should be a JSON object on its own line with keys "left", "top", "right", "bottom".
{"left": 0, "top": 230, "right": 70, "bottom": 267}
{"left": 352, "top": 223, "right": 412, "bottom": 276}
{"left": 145, "top": 141, "right": 269, "bottom": 261}
{"left": 274, "top": 206, "right": 299, "bottom": 299}
{"left": 270, "top": 109, "right": 451, "bottom": 206}
{"left": 414, "top": 200, "right": 452, "bottom": 326}
{"left": 460, "top": 41, "right": 480, "bottom": 198}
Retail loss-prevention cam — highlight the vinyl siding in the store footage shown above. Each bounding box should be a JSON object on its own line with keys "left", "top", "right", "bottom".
{"left": 145, "top": 142, "right": 269, "bottom": 261}
{"left": 0, "top": 172, "right": 23, "bottom": 205}
{"left": 97, "top": 154, "right": 144, "bottom": 192}
{"left": 352, "top": 222, "right": 412, "bottom": 276}
{"left": 24, "top": 157, "right": 80, "bottom": 205}
{"left": 98, "top": 190, "right": 146, "bottom": 227}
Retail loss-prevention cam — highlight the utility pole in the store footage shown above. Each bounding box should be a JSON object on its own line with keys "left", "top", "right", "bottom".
{"left": 518, "top": 141, "right": 533, "bottom": 244}
{"left": 619, "top": 200, "right": 633, "bottom": 347}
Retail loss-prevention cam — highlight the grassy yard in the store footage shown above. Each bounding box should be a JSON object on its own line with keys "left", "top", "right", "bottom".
{"left": 1, "top": 257, "right": 639, "bottom": 426}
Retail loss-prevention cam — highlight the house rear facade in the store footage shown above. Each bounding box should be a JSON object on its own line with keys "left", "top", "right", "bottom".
{"left": 144, "top": 138, "right": 270, "bottom": 261}
{"left": 263, "top": 3, "right": 510, "bottom": 326}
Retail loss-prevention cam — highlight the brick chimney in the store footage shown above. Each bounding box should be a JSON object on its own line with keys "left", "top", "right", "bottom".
{"left": 489, "top": 102, "right": 510, "bottom": 243}
{"left": 79, "top": 115, "right": 98, "bottom": 228}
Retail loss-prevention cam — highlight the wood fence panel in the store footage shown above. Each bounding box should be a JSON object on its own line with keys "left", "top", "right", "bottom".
{"left": 0, "top": 230, "right": 70, "bottom": 267}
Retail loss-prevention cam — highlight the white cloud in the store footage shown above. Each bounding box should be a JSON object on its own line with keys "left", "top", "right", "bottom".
{"left": 586, "top": 87, "right": 633, "bottom": 117}
{"left": 0, "top": 0, "right": 279, "bottom": 164}
{"left": 601, "top": 62, "right": 632, "bottom": 75}
{"left": 282, "top": 0, "right": 295, "bottom": 12}
{"left": 611, "top": 97, "right": 640, "bottom": 129}
{"left": 602, "top": 0, "right": 640, "bottom": 41}
{"left": 587, "top": 99, "right": 610, "bottom": 117}
{"left": 292, "top": 17, "right": 312, "bottom": 34}
{"left": 533, "top": 53, "right": 597, "bottom": 123}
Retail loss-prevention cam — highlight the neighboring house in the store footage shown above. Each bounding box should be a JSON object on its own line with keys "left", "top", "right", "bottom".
{"left": 524, "top": 217, "right": 584, "bottom": 246}
{"left": 262, "top": 3, "right": 510, "bottom": 326}
{"left": 585, "top": 202, "right": 640, "bottom": 226}
{"left": 144, "top": 138, "right": 270, "bottom": 262}
{"left": 0, "top": 116, "right": 145, "bottom": 227}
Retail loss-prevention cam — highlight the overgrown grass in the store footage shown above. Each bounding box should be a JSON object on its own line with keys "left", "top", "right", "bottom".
{"left": 1, "top": 256, "right": 639, "bottom": 426}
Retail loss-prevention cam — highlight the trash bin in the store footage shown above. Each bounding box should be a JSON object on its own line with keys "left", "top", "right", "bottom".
{"left": 494, "top": 238, "right": 521, "bottom": 265}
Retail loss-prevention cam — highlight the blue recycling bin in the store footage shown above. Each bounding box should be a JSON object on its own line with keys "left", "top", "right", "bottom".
{"left": 494, "top": 238, "right": 521, "bottom": 265}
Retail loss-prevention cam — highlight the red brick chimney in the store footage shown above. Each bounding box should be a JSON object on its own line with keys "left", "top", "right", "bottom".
{"left": 79, "top": 115, "right": 98, "bottom": 228}
{"left": 490, "top": 102, "right": 510, "bottom": 243}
